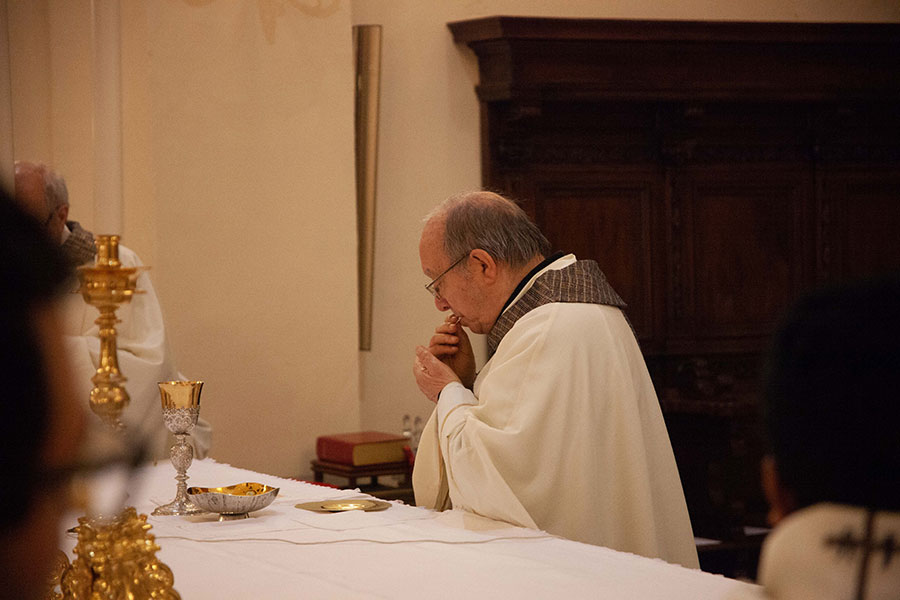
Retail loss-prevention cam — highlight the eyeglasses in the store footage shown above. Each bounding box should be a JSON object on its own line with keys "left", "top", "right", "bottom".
{"left": 424, "top": 252, "right": 469, "bottom": 299}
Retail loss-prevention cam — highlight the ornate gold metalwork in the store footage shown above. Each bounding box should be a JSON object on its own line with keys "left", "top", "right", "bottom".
{"left": 46, "top": 550, "right": 70, "bottom": 600}
{"left": 46, "top": 234, "right": 181, "bottom": 600}
{"left": 52, "top": 508, "right": 181, "bottom": 600}
{"left": 76, "top": 234, "right": 145, "bottom": 429}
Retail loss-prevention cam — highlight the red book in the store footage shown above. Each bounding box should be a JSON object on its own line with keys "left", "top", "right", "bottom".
{"left": 316, "top": 431, "right": 409, "bottom": 466}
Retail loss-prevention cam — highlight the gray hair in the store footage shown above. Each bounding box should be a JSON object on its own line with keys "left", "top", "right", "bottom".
{"left": 427, "top": 191, "right": 551, "bottom": 268}
{"left": 42, "top": 168, "right": 69, "bottom": 212}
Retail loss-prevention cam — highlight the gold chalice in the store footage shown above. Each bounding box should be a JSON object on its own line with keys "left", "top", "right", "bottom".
{"left": 153, "top": 381, "right": 206, "bottom": 516}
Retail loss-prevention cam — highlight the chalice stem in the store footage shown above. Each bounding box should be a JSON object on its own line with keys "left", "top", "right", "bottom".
{"left": 153, "top": 434, "right": 202, "bottom": 516}
{"left": 172, "top": 434, "right": 193, "bottom": 503}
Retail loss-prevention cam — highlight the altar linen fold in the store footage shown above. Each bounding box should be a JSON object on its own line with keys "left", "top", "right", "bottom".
{"left": 414, "top": 254, "right": 699, "bottom": 569}
{"left": 63, "top": 458, "right": 758, "bottom": 599}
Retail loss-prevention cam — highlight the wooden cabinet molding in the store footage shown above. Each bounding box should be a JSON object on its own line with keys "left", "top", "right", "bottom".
{"left": 448, "top": 16, "right": 900, "bottom": 102}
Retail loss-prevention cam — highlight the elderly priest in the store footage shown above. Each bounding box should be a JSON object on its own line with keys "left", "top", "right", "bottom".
{"left": 14, "top": 161, "right": 211, "bottom": 459}
{"left": 412, "top": 191, "right": 698, "bottom": 568}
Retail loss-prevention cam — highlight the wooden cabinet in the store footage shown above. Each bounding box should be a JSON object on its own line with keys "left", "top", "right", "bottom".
{"left": 448, "top": 16, "right": 900, "bottom": 550}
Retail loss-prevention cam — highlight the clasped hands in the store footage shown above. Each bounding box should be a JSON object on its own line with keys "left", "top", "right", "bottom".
{"left": 413, "top": 314, "right": 476, "bottom": 404}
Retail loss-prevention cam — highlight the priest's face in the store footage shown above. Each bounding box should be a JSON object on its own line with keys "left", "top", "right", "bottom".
{"left": 419, "top": 220, "right": 494, "bottom": 334}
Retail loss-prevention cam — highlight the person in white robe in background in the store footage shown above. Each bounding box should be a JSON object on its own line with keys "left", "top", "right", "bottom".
{"left": 412, "top": 190, "right": 698, "bottom": 568}
{"left": 14, "top": 161, "right": 211, "bottom": 460}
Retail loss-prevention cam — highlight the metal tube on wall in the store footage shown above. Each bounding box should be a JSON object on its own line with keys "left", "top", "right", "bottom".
{"left": 353, "top": 25, "right": 381, "bottom": 351}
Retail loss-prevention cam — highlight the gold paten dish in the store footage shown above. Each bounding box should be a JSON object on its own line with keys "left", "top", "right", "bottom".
{"left": 295, "top": 499, "right": 391, "bottom": 513}
{"left": 187, "top": 482, "right": 279, "bottom": 520}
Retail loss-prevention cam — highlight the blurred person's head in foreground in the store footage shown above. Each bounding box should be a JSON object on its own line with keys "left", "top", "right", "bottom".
{"left": 762, "top": 272, "right": 900, "bottom": 523}
{"left": 0, "top": 185, "right": 84, "bottom": 600}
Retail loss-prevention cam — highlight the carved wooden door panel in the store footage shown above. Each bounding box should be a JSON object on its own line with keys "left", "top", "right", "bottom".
{"left": 527, "top": 169, "right": 663, "bottom": 348}
{"left": 666, "top": 165, "right": 813, "bottom": 352}
{"left": 818, "top": 168, "right": 900, "bottom": 282}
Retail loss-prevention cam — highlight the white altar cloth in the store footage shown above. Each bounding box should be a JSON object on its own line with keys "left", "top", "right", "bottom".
{"left": 62, "top": 459, "right": 762, "bottom": 599}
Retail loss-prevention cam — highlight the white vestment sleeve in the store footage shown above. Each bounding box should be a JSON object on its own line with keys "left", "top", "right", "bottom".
{"left": 412, "top": 410, "right": 450, "bottom": 511}
{"left": 415, "top": 301, "right": 698, "bottom": 568}
{"left": 436, "top": 381, "right": 477, "bottom": 431}
{"left": 435, "top": 381, "right": 539, "bottom": 529}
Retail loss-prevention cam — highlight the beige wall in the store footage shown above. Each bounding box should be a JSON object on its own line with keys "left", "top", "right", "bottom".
{"left": 137, "top": 2, "right": 360, "bottom": 478}
{"left": 350, "top": 0, "right": 900, "bottom": 440}
{"left": 7, "top": 0, "right": 95, "bottom": 227}
{"left": 6, "top": 0, "right": 360, "bottom": 478}
{"left": 4, "top": 0, "right": 898, "bottom": 477}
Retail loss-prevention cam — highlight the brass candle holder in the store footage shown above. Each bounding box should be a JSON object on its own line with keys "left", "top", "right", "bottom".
{"left": 76, "top": 234, "right": 146, "bottom": 430}
{"left": 48, "top": 234, "right": 181, "bottom": 600}
{"left": 52, "top": 508, "right": 181, "bottom": 600}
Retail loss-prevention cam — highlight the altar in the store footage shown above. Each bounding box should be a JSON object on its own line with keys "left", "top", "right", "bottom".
{"left": 60, "top": 458, "right": 762, "bottom": 599}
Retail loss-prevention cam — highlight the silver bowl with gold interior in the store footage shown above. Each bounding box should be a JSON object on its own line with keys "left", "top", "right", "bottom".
{"left": 186, "top": 482, "right": 279, "bottom": 520}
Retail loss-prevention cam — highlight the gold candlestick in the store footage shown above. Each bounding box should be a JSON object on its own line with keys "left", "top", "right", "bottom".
{"left": 48, "top": 234, "right": 181, "bottom": 600}
{"left": 76, "top": 234, "right": 145, "bottom": 429}
{"left": 55, "top": 508, "right": 181, "bottom": 600}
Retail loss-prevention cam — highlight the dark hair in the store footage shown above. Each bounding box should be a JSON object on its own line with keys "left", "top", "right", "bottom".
{"left": 763, "top": 273, "right": 900, "bottom": 512}
{"left": 0, "top": 186, "right": 72, "bottom": 532}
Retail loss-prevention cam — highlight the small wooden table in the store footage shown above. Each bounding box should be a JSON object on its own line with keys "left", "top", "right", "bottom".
{"left": 310, "top": 459, "right": 414, "bottom": 504}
